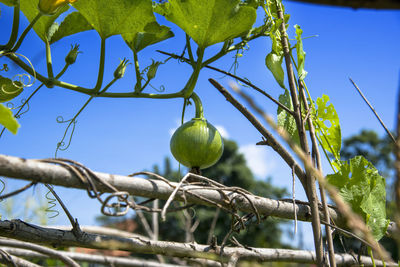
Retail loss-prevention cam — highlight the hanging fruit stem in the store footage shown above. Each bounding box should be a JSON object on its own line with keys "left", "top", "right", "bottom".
{"left": 190, "top": 92, "right": 204, "bottom": 119}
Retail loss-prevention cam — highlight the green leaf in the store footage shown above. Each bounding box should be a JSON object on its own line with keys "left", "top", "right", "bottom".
{"left": 0, "top": 103, "right": 19, "bottom": 134}
{"left": 123, "top": 22, "right": 174, "bottom": 52}
{"left": 20, "top": 0, "right": 69, "bottom": 41}
{"left": 277, "top": 89, "right": 299, "bottom": 145}
{"left": 265, "top": 52, "right": 285, "bottom": 89}
{"left": 155, "top": 0, "right": 257, "bottom": 48}
{"left": 50, "top": 12, "right": 93, "bottom": 44}
{"left": 314, "top": 95, "right": 341, "bottom": 159}
{"left": 0, "top": 75, "right": 23, "bottom": 102}
{"left": 327, "top": 156, "right": 390, "bottom": 240}
{"left": 73, "top": 0, "right": 156, "bottom": 39}
{"left": 294, "top": 24, "right": 307, "bottom": 80}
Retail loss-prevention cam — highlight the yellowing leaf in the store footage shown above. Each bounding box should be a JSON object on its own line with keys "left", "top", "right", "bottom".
{"left": 0, "top": 103, "right": 19, "bottom": 134}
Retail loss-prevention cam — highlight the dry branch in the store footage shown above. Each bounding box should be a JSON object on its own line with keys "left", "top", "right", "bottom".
{"left": 0, "top": 220, "right": 395, "bottom": 266}
{"left": 0, "top": 153, "right": 335, "bottom": 224}
{"left": 0, "top": 154, "right": 398, "bottom": 237}
{"left": 0, "top": 247, "right": 185, "bottom": 267}
{"left": 0, "top": 252, "right": 41, "bottom": 267}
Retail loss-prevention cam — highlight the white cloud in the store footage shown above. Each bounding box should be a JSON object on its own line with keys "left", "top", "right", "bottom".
{"left": 168, "top": 119, "right": 181, "bottom": 136}
{"left": 239, "top": 144, "right": 276, "bottom": 178}
{"left": 215, "top": 125, "right": 229, "bottom": 139}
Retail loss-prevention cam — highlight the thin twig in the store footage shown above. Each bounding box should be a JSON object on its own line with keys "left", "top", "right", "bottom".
{"left": 291, "top": 165, "right": 297, "bottom": 234}
{"left": 44, "top": 184, "right": 82, "bottom": 238}
{"left": 349, "top": 78, "right": 396, "bottom": 143}
{"left": 161, "top": 173, "right": 190, "bottom": 221}
{"left": 395, "top": 79, "right": 400, "bottom": 244}
{"left": 208, "top": 78, "right": 308, "bottom": 193}
{"left": 207, "top": 208, "right": 221, "bottom": 245}
{"left": 0, "top": 182, "right": 36, "bottom": 200}
{"left": 156, "top": 50, "right": 294, "bottom": 115}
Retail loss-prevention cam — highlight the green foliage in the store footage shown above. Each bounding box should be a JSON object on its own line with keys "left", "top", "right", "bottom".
{"left": 327, "top": 156, "right": 390, "bottom": 241}
{"left": 49, "top": 12, "right": 93, "bottom": 44}
{"left": 20, "top": 0, "right": 69, "bottom": 41}
{"left": 294, "top": 24, "right": 307, "bottom": 80}
{"left": 73, "top": 0, "right": 157, "bottom": 39}
{"left": 265, "top": 51, "right": 285, "bottom": 89}
{"left": 277, "top": 89, "right": 299, "bottom": 145}
{"left": 155, "top": 0, "right": 257, "bottom": 48}
{"left": 123, "top": 22, "right": 174, "bottom": 52}
{"left": 314, "top": 94, "right": 341, "bottom": 161}
{"left": 0, "top": 103, "right": 19, "bottom": 134}
{"left": 339, "top": 130, "right": 397, "bottom": 260}
{"left": 264, "top": 3, "right": 291, "bottom": 90}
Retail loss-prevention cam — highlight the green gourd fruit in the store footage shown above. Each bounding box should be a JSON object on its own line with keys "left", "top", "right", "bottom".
{"left": 170, "top": 118, "right": 224, "bottom": 170}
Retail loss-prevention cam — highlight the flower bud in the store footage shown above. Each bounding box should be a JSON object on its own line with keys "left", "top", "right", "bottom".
{"left": 114, "top": 58, "right": 130, "bottom": 79}
{"left": 65, "top": 44, "right": 81, "bottom": 65}
{"left": 146, "top": 60, "right": 161, "bottom": 81}
{"left": 38, "top": 0, "right": 77, "bottom": 15}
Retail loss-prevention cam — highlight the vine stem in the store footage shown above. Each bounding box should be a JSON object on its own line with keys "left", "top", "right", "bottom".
{"left": 156, "top": 50, "right": 294, "bottom": 115}
{"left": 93, "top": 38, "right": 106, "bottom": 92}
{"left": 45, "top": 39, "right": 54, "bottom": 81}
{"left": 190, "top": 92, "right": 204, "bottom": 119}
{"left": 182, "top": 47, "right": 205, "bottom": 98}
{"left": 299, "top": 81, "right": 336, "bottom": 267}
{"left": 275, "top": 3, "right": 324, "bottom": 265}
{"left": 133, "top": 49, "right": 142, "bottom": 92}
{"left": 11, "top": 13, "right": 42, "bottom": 52}
{"left": 0, "top": 1, "right": 20, "bottom": 51}
{"left": 0, "top": 63, "right": 70, "bottom": 139}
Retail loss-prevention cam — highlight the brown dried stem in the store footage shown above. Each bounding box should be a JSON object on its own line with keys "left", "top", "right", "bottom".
{"left": 275, "top": 3, "right": 324, "bottom": 264}
{"left": 227, "top": 82, "right": 392, "bottom": 263}
{"left": 299, "top": 80, "right": 336, "bottom": 267}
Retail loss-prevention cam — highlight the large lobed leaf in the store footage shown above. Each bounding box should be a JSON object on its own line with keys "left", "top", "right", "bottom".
{"left": 327, "top": 156, "right": 390, "bottom": 240}
{"left": 73, "top": 0, "right": 156, "bottom": 39}
{"left": 49, "top": 11, "right": 93, "bottom": 44}
{"left": 123, "top": 22, "right": 174, "bottom": 52}
{"left": 314, "top": 94, "right": 341, "bottom": 160}
{"left": 155, "top": 0, "right": 257, "bottom": 48}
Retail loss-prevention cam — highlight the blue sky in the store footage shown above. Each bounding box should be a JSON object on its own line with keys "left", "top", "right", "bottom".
{"left": 0, "top": 1, "right": 399, "bottom": 249}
